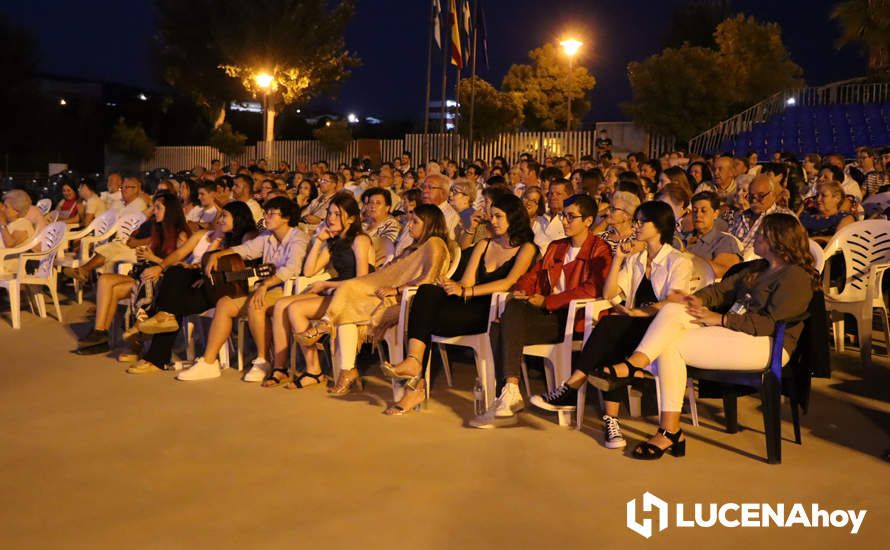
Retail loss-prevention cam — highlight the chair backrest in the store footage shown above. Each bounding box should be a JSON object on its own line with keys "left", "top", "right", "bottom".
{"left": 686, "top": 253, "right": 716, "bottom": 293}
{"left": 32, "top": 222, "right": 67, "bottom": 277}
{"left": 822, "top": 220, "right": 890, "bottom": 302}
{"left": 45, "top": 210, "right": 60, "bottom": 223}
{"left": 93, "top": 209, "right": 117, "bottom": 235}
{"left": 35, "top": 198, "right": 52, "bottom": 215}
{"left": 808, "top": 239, "right": 825, "bottom": 274}
{"left": 114, "top": 212, "right": 148, "bottom": 243}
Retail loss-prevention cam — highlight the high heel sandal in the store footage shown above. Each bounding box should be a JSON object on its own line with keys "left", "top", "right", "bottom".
{"left": 631, "top": 428, "right": 686, "bottom": 460}
{"left": 294, "top": 320, "right": 331, "bottom": 347}
{"left": 587, "top": 359, "right": 647, "bottom": 392}
{"left": 384, "top": 376, "right": 426, "bottom": 416}
{"left": 328, "top": 368, "right": 364, "bottom": 396}
{"left": 380, "top": 354, "right": 423, "bottom": 380}
{"left": 284, "top": 371, "right": 326, "bottom": 390}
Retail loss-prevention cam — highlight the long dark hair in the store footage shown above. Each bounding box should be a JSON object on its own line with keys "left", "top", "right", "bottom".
{"left": 328, "top": 191, "right": 364, "bottom": 245}
{"left": 749, "top": 213, "right": 820, "bottom": 290}
{"left": 222, "top": 201, "right": 256, "bottom": 248}
{"left": 492, "top": 194, "right": 534, "bottom": 247}
{"left": 411, "top": 203, "right": 449, "bottom": 247}
{"left": 150, "top": 192, "right": 191, "bottom": 257}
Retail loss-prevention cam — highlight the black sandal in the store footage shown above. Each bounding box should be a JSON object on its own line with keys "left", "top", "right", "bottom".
{"left": 261, "top": 368, "right": 290, "bottom": 388}
{"left": 587, "top": 359, "right": 646, "bottom": 391}
{"left": 284, "top": 371, "right": 326, "bottom": 390}
{"left": 632, "top": 428, "right": 686, "bottom": 460}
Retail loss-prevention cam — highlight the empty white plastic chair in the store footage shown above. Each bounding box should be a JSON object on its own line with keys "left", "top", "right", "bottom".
{"left": 822, "top": 220, "right": 890, "bottom": 364}
{"left": 35, "top": 199, "right": 52, "bottom": 215}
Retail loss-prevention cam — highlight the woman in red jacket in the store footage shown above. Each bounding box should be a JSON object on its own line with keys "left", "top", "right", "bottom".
{"left": 471, "top": 194, "right": 613, "bottom": 429}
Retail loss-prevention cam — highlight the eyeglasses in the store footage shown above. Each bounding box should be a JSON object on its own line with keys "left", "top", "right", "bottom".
{"left": 560, "top": 212, "right": 586, "bottom": 222}
{"left": 608, "top": 206, "right": 630, "bottom": 215}
{"left": 523, "top": 197, "right": 540, "bottom": 205}
{"left": 264, "top": 210, "right": 283, "bottom": 218}
{"left": 318, "top": 178, "right": 332, "bottom": 184}
{"left": 449, "top": 188, "right": 467, "bottom": 196}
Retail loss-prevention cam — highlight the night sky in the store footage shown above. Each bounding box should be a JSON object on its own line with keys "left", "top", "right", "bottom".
{"left": 3, "top": 0, "right": 868, "bottom": 123}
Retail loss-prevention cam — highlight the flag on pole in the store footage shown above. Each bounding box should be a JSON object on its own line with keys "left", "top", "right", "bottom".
{"left": 449, "top": 0, "right": 463, "bottom": 68}
{"left": 478, "top": 0, "right": 489, "bottom": 70}
{"left": 433, "top": 0, "right": 442, "bottom": 49}
{"left": 461, "top": 0, "right": 472, "bottom": 67}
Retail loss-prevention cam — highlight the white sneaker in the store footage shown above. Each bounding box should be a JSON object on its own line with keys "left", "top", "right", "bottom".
{"left": 469, "top": 383, "right": 524, "bottom": 429}
{"left": 242, "top": 358, "right": 271, "bottom": 382}
{"left": 176, "top": 357, "right": 222, "bottom": 381}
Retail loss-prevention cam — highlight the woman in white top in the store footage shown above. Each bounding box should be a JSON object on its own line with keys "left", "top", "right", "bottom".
{"left": 529, "top": 201, "right": 692, "bottom": 450}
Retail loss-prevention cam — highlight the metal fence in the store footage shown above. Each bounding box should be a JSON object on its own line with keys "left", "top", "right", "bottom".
{"left": 140, "top": 131, "right": 608, "bottom": 172}
{"left": 687, "top": 78, "right": 890, "bottom": 155}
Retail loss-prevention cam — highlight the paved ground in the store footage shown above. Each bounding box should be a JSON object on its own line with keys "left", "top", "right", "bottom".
{"left": 0, "top": 299, "right": 888, "bottom": 549}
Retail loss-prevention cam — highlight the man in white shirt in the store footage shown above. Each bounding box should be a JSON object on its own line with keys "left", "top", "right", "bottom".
{"left": 536, "top": 179, "right": 571, "bottom": 250}
{"left": 394, "top": 173, "right": 460, "bottom": 256}
{"left": 186, "top": 181, "right": 220, "bottom": 229}
{"left": 101, "top": 172, "right": 124, "bottom": 212}
{"left": 233, "top": 174, "right": 263, "bottom": 222}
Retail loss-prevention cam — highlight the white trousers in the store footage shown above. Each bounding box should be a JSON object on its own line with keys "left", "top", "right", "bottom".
{"left": 635, "top": 303, "right": 788, "bottom": 412}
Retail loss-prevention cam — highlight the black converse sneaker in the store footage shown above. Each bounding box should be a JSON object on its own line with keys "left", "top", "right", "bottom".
{"left": 602, "top": 415, "right": 627, "bottom": 449}
{"left": 529, "top": 383, "right": 578, "bottom": 412}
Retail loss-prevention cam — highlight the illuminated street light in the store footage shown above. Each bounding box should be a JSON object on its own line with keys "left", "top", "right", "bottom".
{"left": 347, "top": 113, "right": 359, "bottom": 124}
{"left": 254, "top": 73, "right": 275, "bottom": 90}
{"left": 786, "top": 97, "right": 797, "bottom": 106}
{"left": 59, "top": 98, "right": 67, "bottom": 106}
{"left": 560, "top": 38, "right": 583, "bottom": 131}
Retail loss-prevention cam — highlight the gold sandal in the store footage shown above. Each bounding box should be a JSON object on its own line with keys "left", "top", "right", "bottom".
{"left": 328, "top": 368, "right": 364, "bottom": 396}
{"left": 294, "top": 320, "right": 331, "bottom": 347}
{"left": 384, "top": 376, "right": 426, "bottom": 415}
{"left": 380, "top": 354, "right": 423, "bottom": 380}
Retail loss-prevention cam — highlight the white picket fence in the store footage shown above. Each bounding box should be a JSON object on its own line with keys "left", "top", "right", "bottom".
{"left": 140, "top": 131, "right": 606, "bottom": 172}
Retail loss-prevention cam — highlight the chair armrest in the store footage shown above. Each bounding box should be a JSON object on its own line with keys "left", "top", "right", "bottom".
{"left": 0, "top": 235, "right": 41, "bottom": 266}
{"left": 563, "top": 298, "right": 612, "bottom": 344}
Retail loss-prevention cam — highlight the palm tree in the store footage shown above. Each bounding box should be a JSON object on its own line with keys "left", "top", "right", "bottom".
{"left": 832, "top": 0, "right": 890, "bottom": 73}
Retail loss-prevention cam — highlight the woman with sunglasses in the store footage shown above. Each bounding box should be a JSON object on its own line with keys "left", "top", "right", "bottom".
{"left": 529, "top": 201, "right": 692, "bottom": 449}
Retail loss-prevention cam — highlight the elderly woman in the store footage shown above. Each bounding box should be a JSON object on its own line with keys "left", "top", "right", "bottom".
{"left": 449, "top": 177, "right": 477, "bottom": 231}
{"left": 799, "top": 179, "right": 854, "bottom": 245}
{"left": 0, "top": 190, "right": 37, "bottom": 261}
{"left": 594, "top": 190, "right": 640, "bottom": 254}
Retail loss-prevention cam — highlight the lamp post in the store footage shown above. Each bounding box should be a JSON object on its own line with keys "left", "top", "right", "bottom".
{"left": 559, "top": 39, "right": 582, "bottom": 131}
{"left": 254, "top": 72, "right": 275, "bottom": 163}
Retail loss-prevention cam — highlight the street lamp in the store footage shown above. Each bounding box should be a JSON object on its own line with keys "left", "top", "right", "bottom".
{"left": 560, "top": 39, "right": 583, "bottom": 131}
{"left": 254, "top": 72, "right": 275, "bottom": 163}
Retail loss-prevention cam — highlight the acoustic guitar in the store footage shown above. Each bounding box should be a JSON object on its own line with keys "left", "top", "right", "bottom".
{"left": 202, "top": 253, "right": 276, "bottom": 303}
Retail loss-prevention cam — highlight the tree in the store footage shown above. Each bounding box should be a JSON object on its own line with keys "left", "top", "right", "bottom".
{"left": 832, "top": 0, "right": 890, "bottom": 73}
{"left": 155, "top": 0, "right": 360, "bottom": 128}
{"left": 663, "top": 0, "right": 733, "bottom": 49}
{"left": 312, "top": 121, "right": 352, "bottom": 153}
{"left": 715, "top": 15, "right": 804, "bottom": 106}
{"left": 208, "top": 123, "right": 248, "bottom": 156}
{"left": 502, "top": 43, "right": 596, "bottom": 130}
{"left": 108, "top": 118, "right": 156, "bottom": 162}
{"left": 626, "top": 14, "right": 804, "bottom": 141}
{"left": 458, "top": 77, "right": 524, "bottom": 143}
{"left": 625, "top": 45, "right": 732, "bottom": 141}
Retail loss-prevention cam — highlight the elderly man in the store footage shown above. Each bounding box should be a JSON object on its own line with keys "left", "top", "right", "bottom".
{"left": 686, "top": 191, "right": 742, "bottom": 279}
{"left": 101, "top": 172, "right": 124, "bottom": 212}
{"left": 729, "top": 174, "right": 794, "bottom": 254}
{"left": 393, "top": 173, "right": 460, "bottom": 256}
{"left": 300, "top": 172, "right": 337, "bottom": 231}
{"left": 695, "top": 155, "right": 737, "bottom": 200}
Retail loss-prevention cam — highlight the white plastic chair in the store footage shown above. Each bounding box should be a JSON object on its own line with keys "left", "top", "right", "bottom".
{"left": 861, "top": 191, "right": 890, "bottom": 217}
{"left": 822, "top": 220, "right": 890, "bottom": 364}
{"left": 687, "top": 252, "right": 716, "bottom": 293}
{"left": 423, "top": 292, "right": 509, "bottom": 407}
{"left": 56, "top": 210, "right": 117, "bottom": 303}
{"left": 95, "top": 212, "right": 147, "bottom": 275}
{"left": 521, "top": 298, "right": 612, "bottom": 427}
{"left": 743, "top": 238, "right": 825, "bottom": 274}
{"left": 0, "top": 222, "right": 67, "bottom": 328}
{"left": 35, "top": 199, "right": 52, "bottom": 215}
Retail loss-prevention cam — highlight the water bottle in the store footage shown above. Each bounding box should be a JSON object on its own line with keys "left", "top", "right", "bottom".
{"left": 473, "top": 377, "right": 485, "bottom": 415}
